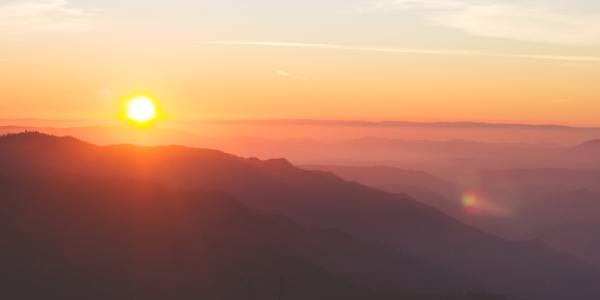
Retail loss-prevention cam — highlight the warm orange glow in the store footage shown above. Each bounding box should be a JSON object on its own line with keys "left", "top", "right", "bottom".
{"left": 125, "top": 96, "right": 158, "bottom": 125}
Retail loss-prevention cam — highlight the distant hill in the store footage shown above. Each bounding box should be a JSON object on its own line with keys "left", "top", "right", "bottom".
{"left": 302, "top": 165, "right": 458, "bottom": 195}
{"left": 477, "top": 169, "right": 600, "bottom": 192}
{"left": 3, "top": 126, "right": 600, "bottom": 171}
{"left": 309, "top": 164, "right": 600, "bottom": 239}
{"left": 529, "top": 222, "right": 600, "bottom": 268}
{"left": 1, "top": 132, "right": 600, "bottom": 300}
{"left": 574, "top": 139, "right": 600, "bottom": 152}
{"left": 303, "top": 165, "right": 463, "bottom": 216}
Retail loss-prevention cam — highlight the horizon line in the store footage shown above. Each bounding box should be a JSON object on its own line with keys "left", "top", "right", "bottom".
{"left": 2, "top": 118, "right": 600, "bottom": 131}
{"left": 181, "top": 119, "right": 600, "bottom": 131}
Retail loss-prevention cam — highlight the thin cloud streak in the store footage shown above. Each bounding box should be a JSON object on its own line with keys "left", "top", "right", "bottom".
{"left": 201, "top": 40, "right": 481, "bottom": 56}
{"left": 200, "top": 41, "right": 600, "bottom": 62}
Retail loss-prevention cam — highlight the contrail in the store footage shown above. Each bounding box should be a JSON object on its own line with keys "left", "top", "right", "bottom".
{"left": 198, "top": 41, "right": 600, "bottom": 63}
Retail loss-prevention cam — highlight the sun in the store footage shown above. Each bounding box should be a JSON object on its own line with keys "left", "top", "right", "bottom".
{"left": 126, "top": 96, "right": 158, "bottom": 124}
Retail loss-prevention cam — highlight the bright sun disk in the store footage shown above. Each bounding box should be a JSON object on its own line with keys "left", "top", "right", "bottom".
{"left": 126, "top": 96, "right": 157, "bottom": 123}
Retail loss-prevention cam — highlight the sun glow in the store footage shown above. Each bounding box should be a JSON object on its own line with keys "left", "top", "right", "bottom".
{"left": 126, "top": 96, "right": 158, "bottom": 124}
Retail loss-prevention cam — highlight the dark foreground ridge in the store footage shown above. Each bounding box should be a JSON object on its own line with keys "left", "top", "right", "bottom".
{"left": 0, "top": 132, "right": 598, "bottom": 300}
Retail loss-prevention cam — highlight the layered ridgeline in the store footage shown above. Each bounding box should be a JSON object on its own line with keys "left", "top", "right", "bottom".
{"left": 2, "top": 172, "right": 495, "bottom": 300}
{"left": 0, "top": 133, "right": 598, "bottom": 299}
{"left": 304, "top": 164, "right": 600, "bottom": 267}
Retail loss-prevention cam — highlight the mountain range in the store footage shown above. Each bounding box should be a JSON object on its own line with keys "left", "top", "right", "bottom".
{"left": 1, "top": 132, "right": 599, "bottom": 299}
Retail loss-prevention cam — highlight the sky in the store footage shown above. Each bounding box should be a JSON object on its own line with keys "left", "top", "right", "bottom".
{"left": 1, "top": 0, "right": 599, "bottom": 126}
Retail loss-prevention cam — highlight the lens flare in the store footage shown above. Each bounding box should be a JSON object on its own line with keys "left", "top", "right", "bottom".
{"left": 461, "top": 190, "right": 511, "bottom": 217}
{"left": 462, "top": 193, "right": 477, "bottom": 207}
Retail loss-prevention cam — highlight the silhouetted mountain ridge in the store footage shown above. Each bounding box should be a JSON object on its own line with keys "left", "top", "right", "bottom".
{"left": 0, "top": 172, "right": 368, "bottom": 299}
{"left": 0, "top": 133, "right": 505, "bottom": 299}
{"left": 0, "top": 131, "right": 85, "bottom": 147}
{"left": 1, "top": 132, "right": 599, "bottom": 300}
{"left": 0, "top": 165, "right": 500, "bottom": 300}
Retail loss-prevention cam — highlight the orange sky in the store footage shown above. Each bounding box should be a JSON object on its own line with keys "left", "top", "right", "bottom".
{"left": 1, "top": 0, "right": 599, "bottom": 127}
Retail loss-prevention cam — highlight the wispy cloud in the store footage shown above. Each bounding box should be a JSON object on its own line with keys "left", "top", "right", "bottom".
{"left": 0, "top": 0, "right": 92, "bottom": 38}
{"left": 275, "top": 70, "right": 293, "bottom": 77}
{"left": 199, "top": 41, "right": 600, "bottom": 62}
{"left": 275, "top": 70, "right": 309, "bottom": 82}
{"left": 355, "top": 0, "right": 600, "bottom": 46}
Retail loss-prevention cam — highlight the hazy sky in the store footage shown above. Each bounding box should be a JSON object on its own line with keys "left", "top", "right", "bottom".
{"left": 1, "top": 0, "right": 599, "bottom": 126}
